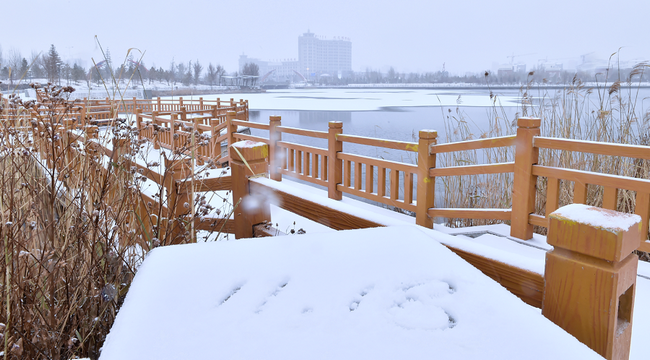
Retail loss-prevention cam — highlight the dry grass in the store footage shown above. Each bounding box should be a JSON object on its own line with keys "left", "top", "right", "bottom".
{"left": 0, "top": 83, "right": 230, "bottom": 359}
{"left": 438, "top": 63, "right": 650, "bottom": 240}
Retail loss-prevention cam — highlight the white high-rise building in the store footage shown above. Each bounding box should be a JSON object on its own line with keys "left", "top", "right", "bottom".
{"left": 239, "top": 31, "right": 352, "bottom": 83}
{"left": 298, "top": 31, "right": 352, "bottom": 80}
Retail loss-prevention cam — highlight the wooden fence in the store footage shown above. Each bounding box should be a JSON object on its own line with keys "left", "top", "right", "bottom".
{"left": 205, "top": 115, "right": 650, "bottom": 253}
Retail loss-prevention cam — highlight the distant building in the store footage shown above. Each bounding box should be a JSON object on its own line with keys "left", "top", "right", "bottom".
{"left": 298, "top": 31, "right": 352, "bottom": 80}
{"left": 238, "top": 55, "right": 298, "bottom": 83}
{"left": 239, "top": 31, "right": 352, "bottom": 83}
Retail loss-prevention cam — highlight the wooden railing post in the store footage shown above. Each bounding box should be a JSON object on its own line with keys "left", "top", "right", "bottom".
{"left": 132, "top": 97, "right": 137, "bottom": 113}
{"left": 269, "top": 115, "right": 282, "bottom": 181}
{"left": 328, "top": 121, "right": 343, "bottom": 200}
{"left": 226, "top": 110, "right": 237, "bottom": 156}
{"left": 510, "top": 117, "right": 541, "bottom": 240}
{"left": 416, "top": 130, "right": 437, "bottom": 228}
{"left": 157, "top": 97, "right": 162, "bottom": 112}
{"left": 230, "top": 141, "right": 270, "bottom": 239}
{"left": 170, "top": 113, "right": 178, "bottom": 150}
{"left": 543, "top": 204, "right": 640, "bottom": 360}
{"left": 135, "top": 108, "right": 142, "bottom": 141}
{"left": 164, "top": 158, "right": 194, "bottom": 244}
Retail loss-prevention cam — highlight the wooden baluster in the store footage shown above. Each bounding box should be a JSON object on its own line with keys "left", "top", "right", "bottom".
{"left": 328, "top": 121, "right": 343, "bottom": 200}
{"left": 378, "top": 167, "right": 386, "bottom": 197}
{"left": 311, "top": 153, "right": 318, "bottom": 180}
{"left": 544, "top": 204, "right": 639, "bottom": 360}
{"left": 354, "top": 162, "right": 362, "bottom": 190}
{"left": 545, "top": 177, "right": 560, "bottom": 218}
{"left": 344, "top": 160, "right": 351, "bottom": 188}
{"left": 288, "top": 148, "right": 295, "bottom": 172}
{"left": 404, "top": 172, "right": 413, "bottom": 205}
{"left": 269, "top": 115, "right": 282, "bottom": 181}
{"left": 416, "top": 130, "right": 437, "bottom": 227}
{"left": 321, "top": 155, "right": 328, "bottom": 181}
{"left": 574, "top": 181, "right": 588, "bottom": 204}
{"left": 602, "top": 186, "right": 618, "bottom": 210}
{"left": 366, "top": 164, "right": 374, "bottom": 194}
{"left": 296, "top": 150, "right": 303, "bottom": 175}
{"left": 510, "top": 117, "right": 541, "bottom": 240}
{"left": 390, "top": 169, "right": 399, "bottom": 200}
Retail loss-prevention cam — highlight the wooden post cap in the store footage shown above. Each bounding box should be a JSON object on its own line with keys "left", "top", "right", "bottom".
{"left": 548, "top": 204, "right": 641, "bottom": 262}
{"left": 328, "top": 121, "right": 343, "bottom": 129}
{"left": 230, "top": 141, "right": 268, "bottom": 163}
{"left": 419, "top": 130, "right": 438, "bottom": 139}
{"left": 269, "top": 115, "right": 281, "bottom": 122}
{"left": 517, "top": 117, "right": 541, "bottom": 128}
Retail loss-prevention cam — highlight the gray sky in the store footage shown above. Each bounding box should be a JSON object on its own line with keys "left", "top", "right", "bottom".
{"left": 2, "top": 0, "right": 649, "bottom": 75}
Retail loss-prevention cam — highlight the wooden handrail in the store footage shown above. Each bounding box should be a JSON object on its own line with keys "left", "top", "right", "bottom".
{"left": 277, "top": 126, "right": 328, "bottom": 139}
{"left": 430, "top": 162, "right": 514, "bottom": 177}
{"left": 430, "top": 135, "right": 516, "bottom": 154}
{"left": 337, "top": 133, "right": 418, "bottom": 152}
{"left": 535, "top": 136, "right": 650, "bottom": 160}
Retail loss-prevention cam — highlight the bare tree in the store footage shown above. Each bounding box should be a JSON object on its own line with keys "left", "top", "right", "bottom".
{"left": 193, "top": 60, "right": 203, "bottom": 85}
{"left": 7, "top": 48, "right": 22, "bottom": 86}
{"left": 206, "top": 63, "right": 217, "bottom": 89}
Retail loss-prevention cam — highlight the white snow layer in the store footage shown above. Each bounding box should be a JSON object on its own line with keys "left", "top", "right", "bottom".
{"left": 552, "top": 203, "right": 642, "bottom": 232}
{"left": 100, "top": 225, "right": 602, "bottom": 360}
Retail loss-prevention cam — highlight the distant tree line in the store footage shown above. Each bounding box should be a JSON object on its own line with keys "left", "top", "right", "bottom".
{"left": 0, "top": 44, "right": 229, "bottom": 89}
{"left": 2, "top": 44, "right": 648, "bottom": 89}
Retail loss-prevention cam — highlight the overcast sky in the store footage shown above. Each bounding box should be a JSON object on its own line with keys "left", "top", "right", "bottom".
{"left": 2, "top": 0, "right": 649, "bottom": 75}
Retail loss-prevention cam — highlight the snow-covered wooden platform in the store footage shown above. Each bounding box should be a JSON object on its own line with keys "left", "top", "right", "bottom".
{"left": 100, "top": 226, "right": 606, "bottom": 360}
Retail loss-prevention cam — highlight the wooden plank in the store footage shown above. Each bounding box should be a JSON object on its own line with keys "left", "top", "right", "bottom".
{"left": 312, "top": 153, "right": 318, "bottom": 179}
{"left": 602, "top": 186, "right": 618, "bottom": 210}
{"left": 250, "top": 180, "right": 383, "bottom": 230}
{"left": 303, "top": 151, "right": 310, "bottom": 176}
{"left": 535, "top": 137, "right": 650, "bottom": 160}
{"left": 277, "top": 126, "right": 328, "bottom": 139}
{"left": 431, "top": 135, "right": 516, "bottom": 154}
{"left": 428, "top": 208, "right": 512, "bottom": 221}
{"left": 337, "top": 134, "right": 418, "bottom": 152}
{"left": 533, "top": 165, "right": 650, "bottom": 194}
{"left": 528, "top": 214, "right": 548, "bottom": 228}
{"left": 296, "top": 150, "right": 303, "bottom": 175}
{"left": 445, "top": 246, "right": 543, "bottom": 308}
{"left": 430, "top": 162, "right": 514, "bottom": 177}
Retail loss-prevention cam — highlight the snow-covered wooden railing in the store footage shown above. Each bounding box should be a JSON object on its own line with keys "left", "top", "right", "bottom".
{"left": 218, "top": 114, "right": 650, "bottom": 252}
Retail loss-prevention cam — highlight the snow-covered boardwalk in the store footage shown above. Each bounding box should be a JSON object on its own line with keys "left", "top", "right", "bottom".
{"left": 100, "top": 225, "right": 610, "bottom": 360}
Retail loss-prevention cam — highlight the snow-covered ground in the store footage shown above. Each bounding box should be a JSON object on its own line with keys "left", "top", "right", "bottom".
{"left": 100, "top": 225, "right": 605, "bottom": 360}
